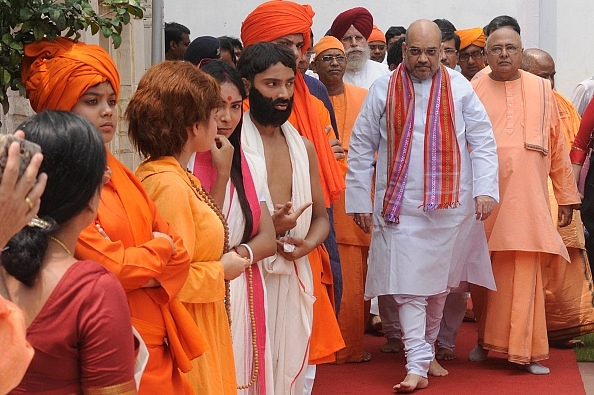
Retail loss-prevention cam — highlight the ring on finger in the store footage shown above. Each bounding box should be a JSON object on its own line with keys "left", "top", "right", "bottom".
{"left": 25, "top": 197, "right": 34, "bottom": 210}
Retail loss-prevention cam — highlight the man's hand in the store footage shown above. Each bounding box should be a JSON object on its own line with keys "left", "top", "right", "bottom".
{"left": 276, "top": 235, "right": 312, "bottom": 261}
{"left": 558, "top": 204, "right": 575, "bottom": 228}
{"left": 272, "top": 201, "right": 312, "bottom": 236}
{"left": 328, "top": 137, "right": 345, "bottom": 161}
{"left": 474, "top": 195, "right": 496, "bottom": 221}
{"left": 353, "top": 213, "right": 373, "bottom": 233}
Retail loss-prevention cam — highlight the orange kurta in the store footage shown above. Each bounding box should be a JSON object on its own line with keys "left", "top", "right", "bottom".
{"left": 330, "top": 83, "right": 373, "bottom": 363}
{"left": 546, "top": 92, "right": 594, "bottom": 342}
{"left": 0, "top": 297, "right": 33, "bottom": 394}
{"left": 472, "top": 71, "right": 581, "bottom": 362}
{"left": 136, "top": 157, "right": 237, "bottom": 395}
{"left": 76, "top": 150, "right": 204, "bottom": 395}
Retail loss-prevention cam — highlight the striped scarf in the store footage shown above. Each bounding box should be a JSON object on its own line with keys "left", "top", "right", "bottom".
{"left": 383, "top": 64, "right": 460, "bottom": 223}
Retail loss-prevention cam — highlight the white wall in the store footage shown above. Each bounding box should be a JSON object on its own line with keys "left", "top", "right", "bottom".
{"left": 165, "top": 0, "right": 594, "bottom": 97}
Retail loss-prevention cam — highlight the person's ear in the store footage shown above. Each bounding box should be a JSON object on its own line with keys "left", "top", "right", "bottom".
{"left": 311, "top": 59, "right": 318, "bottom": 73}
{"left": 242, "top": 78, "right": 251, "bottom": 95}
{"left": 169, "top": 40, "right": 177, "bottom": 51}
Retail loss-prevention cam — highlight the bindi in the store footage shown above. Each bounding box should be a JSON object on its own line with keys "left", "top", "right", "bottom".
{"left": 227, "top": 96, "right": 233, "bottom": 101}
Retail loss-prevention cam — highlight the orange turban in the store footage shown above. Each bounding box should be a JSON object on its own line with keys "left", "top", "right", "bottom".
{"left": 241, "top": 0, "right": 314, "bottom": 55}
{"left": 330, "top": 7, "right": 374, "bottom": 40}
{"left": 455, "top": 27, "right": 486, "bottom": 50}
{"left": 312, "top": 36, "right": 345, "bottom": 60}
{"left": 368, "top": 25, "right": 385, "bottom": 43}
{"left": 21, "top": 37, "right": 120, "bottom": 113}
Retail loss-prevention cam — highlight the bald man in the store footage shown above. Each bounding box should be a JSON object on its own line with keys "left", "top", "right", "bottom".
{"left": 521, "top": 48, "right": 594, "bottom": 348}
{"left": 347, "top": 19, "right": 498, "bottom": 392}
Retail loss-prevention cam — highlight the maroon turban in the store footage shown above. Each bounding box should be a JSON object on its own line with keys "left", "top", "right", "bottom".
{"left": 330, "top": 7, "right": 373, "bottom": 40}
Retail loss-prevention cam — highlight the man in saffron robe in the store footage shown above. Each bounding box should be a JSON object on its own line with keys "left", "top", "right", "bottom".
{"left": 21, "top": 37, "right": 205, "bottom": 394}
{"left": 470, "top": 21, "right": 581, "bottom": 375}
{"left": 312, "top": 35, "right": 371, "bottom": 364}
{"left": 346, "top": 20, "right": 499, "bottom": 392}
{"left": 520, "top": 48, "right": 594, "bottom": 346}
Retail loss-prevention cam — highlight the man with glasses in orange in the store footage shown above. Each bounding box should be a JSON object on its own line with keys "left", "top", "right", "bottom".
{"left": 471, "top": 15, "right": 580, "bottom": 375}
{"left": 347, "top": 19, "right": 498, "bottom": 392}
{"left": 455, "top": 27, "right": 486, "bottom": 80}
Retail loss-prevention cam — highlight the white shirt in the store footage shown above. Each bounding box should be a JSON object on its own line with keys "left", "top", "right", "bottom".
{"left": 570, "top": 76, "right": 594, "bottom": 116}
{"left": 346, "top": 68, "right": 499, "bottom": 297}
{"left": 343, "top": 59, "right": 390, "bottom": 89}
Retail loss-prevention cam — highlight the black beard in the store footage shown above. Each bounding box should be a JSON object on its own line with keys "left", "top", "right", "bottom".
{"left": 248, "top": 86, "right": 293, "bottom": 127}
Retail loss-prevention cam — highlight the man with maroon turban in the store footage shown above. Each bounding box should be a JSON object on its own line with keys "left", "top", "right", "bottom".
{"left": 329, "top": 7, "right": 389, "bottom": 88}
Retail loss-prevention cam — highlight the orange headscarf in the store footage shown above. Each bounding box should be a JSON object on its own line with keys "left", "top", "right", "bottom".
{"left": 241, "top": 0, "right": 345, "bottom": 206}
{"left": 455, "top": 27, "right": 486, "bottom": 50}
{"left": 21, "top": 37, "right": 120, "bottom": 112}
{"left": 368, "top": 25, "right": 386, "bottom": 43}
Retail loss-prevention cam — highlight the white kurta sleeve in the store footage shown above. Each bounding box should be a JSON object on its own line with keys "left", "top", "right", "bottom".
{"left": 345, "top": 75, "right": 388, "bottom": 214}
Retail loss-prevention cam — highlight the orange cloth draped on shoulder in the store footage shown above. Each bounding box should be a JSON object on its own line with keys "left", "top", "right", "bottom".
{"left": 21, "top": 37, "right": 120, "bottom": 112}
{"left": 135, "top": 157, "right": 237, "bottom": 395}
{"left": 308, "top": 245, "right": 346, "bottom": 364}
{"left": 330, "top": 83, "right": 373, "bottom": 363}
{"left": 0, "top": 297, "right": 34, "bottom": 394}
{"left": 545, "top": 92, "right": 594, "bottom": 342}
{"left": 241, "top": 0, "right": 345, "bottom": 207}
{"left": 76, "top": 152, "right": 205, "bottom": 395}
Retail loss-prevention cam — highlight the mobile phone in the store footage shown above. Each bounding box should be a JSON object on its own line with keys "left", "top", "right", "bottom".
{"left": 0, "top": 134, "right": 42, "bottom": 182}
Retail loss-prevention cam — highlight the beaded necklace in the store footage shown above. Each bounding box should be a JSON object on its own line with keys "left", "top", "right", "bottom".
{"left": 185, "top": 172, "right": 232, "bottom": 325}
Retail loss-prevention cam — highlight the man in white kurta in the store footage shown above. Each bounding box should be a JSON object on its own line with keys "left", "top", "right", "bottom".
{"left": 346, "top": 20, "right": 499, "bottom": 392}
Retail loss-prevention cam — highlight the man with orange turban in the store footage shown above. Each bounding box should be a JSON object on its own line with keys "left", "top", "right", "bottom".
{"left": 368, "top": 25, "right": 387, "bottom": 63}
{"left": 454, "top": 27, "right": 486, "bottom": 80}
{"left": 329, "top": 7, "right": 389, "bottom": 88}
{"left": 21, "top": 37, "right": 205, "bottom": 394}
{"left": 241, "top": 1, "right": 346, "bottom": 393}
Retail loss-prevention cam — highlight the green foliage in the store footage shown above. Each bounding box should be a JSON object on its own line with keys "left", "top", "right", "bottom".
{"left": 575, "top": 333, "right": 594, "bottom": 362}
{"left": 0, "top": 0, "right": 144, "bottom": 115}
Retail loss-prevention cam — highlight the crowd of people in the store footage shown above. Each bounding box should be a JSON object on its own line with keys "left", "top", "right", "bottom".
{"left": 2, "top": 1, "right": 594, "bottom": 394}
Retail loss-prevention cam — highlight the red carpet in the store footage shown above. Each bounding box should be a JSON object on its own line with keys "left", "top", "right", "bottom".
{"left": 313, "top": 322, "right": 586, "bottom": 394}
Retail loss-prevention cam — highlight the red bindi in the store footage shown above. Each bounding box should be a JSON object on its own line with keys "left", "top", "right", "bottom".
{"left": 227, "top": 96, "right": 233, "bottom": 101}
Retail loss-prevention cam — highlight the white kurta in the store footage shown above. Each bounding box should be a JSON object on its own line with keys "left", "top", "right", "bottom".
{"left": 346, "top": 68, "right": 499, "bottom": 298}
{"left": 241, "top": 111, "right": 315, "bottom": 395}
{"left": 343, "top": 59, "right": 390, "bottom": 89}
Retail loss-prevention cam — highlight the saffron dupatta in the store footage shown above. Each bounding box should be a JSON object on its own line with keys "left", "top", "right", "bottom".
{"left": 383, "top": 64, "right": 460, "bottom": 223}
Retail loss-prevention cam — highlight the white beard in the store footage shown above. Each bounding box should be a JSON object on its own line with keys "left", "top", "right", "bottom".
{"left": 346, "top": 45, "right": 370, "bottom": 71}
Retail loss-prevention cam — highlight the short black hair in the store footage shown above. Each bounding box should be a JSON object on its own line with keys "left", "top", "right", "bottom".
{"left": 387, "top": 37, "right": 405, "bottom": 68}
{"left": 486, "top": 15, "right": 521, "bottom": 36}
{"left": 385, "top": 26, "right": 407, "bottom": 43}
{"left": 165, "top": 22, "right": 190, "bottom": 53}
{"left": 218, "top": 36, "right": 236, "bottom": 63}
{"left": 433, "top": 19, "right": 457, "bottom": 32}
{"left": 3, "top": 111, "right": 106, "bottom": 286}
{"left": 236, "top": 42, "right": 296, "bottom": 83}
{"left": 441, "top": 30, "right": 460, "bottom": 51}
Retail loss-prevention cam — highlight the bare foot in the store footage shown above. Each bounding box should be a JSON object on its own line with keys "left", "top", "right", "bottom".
{"left": 361, "top": 350, "right": 372, "bottom": 362}
{"left": 468, "top": 344, "right": 488, "bottom": 362}
{"left": 428, "top": 359, "right": 449, "bottom": 376}
{"left": 393, "top": 374, "right": 429, "bottom": 393}
{"left": 435, "top": 347, "right": 456, "bottom": 361}
{"left": 381, "top": 338, "right": 401, "bottom": 353}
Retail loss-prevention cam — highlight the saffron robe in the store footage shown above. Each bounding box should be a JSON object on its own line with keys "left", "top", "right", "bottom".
{"left": 136, "top": 157, "right": 237, "bottom": 395}
{"left": 330, "top": 83, "right": 372, "bottom": 363}
{"left": 0, "top": 297, "right": 33, "bottom": 394}
{"left": 472, "top": 71, "right": 581, "bottom": 362}
{"left": 347, "top": 70, "right": 499, "bottom": 299}
{"left": 76, "top": 150, "right": 203, "bottom": 395}
{"left": 189, "top": 146, "right": 275, "bottom": 395}
{"left": 546, "top": 91, "right": 594, "bottom": 341}
{"left": 10, "top": 261, "right": 135, "bottom": 394}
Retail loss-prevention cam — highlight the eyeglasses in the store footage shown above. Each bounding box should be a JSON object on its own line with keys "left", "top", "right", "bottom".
{"left": 318, "top": 55, "right": 347, "bottom": 64}
{"left": 487, "top": 45, "right": 520, "bottom": 56}
{"left": 369, "top": 44, "right": 386, "bottom": 51}
{"left": 406, "top": 47, "right": 439, "bottom": 57}
{"left": 458, "top": 50, "right": 483, "bottom": 62}
{"left": 441, "top": 49, "right": 457, "bottom": 56}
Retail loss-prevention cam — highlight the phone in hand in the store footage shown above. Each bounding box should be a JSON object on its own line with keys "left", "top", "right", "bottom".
{"left": 0, "top": 134, "right": 42, "bottom": 182}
